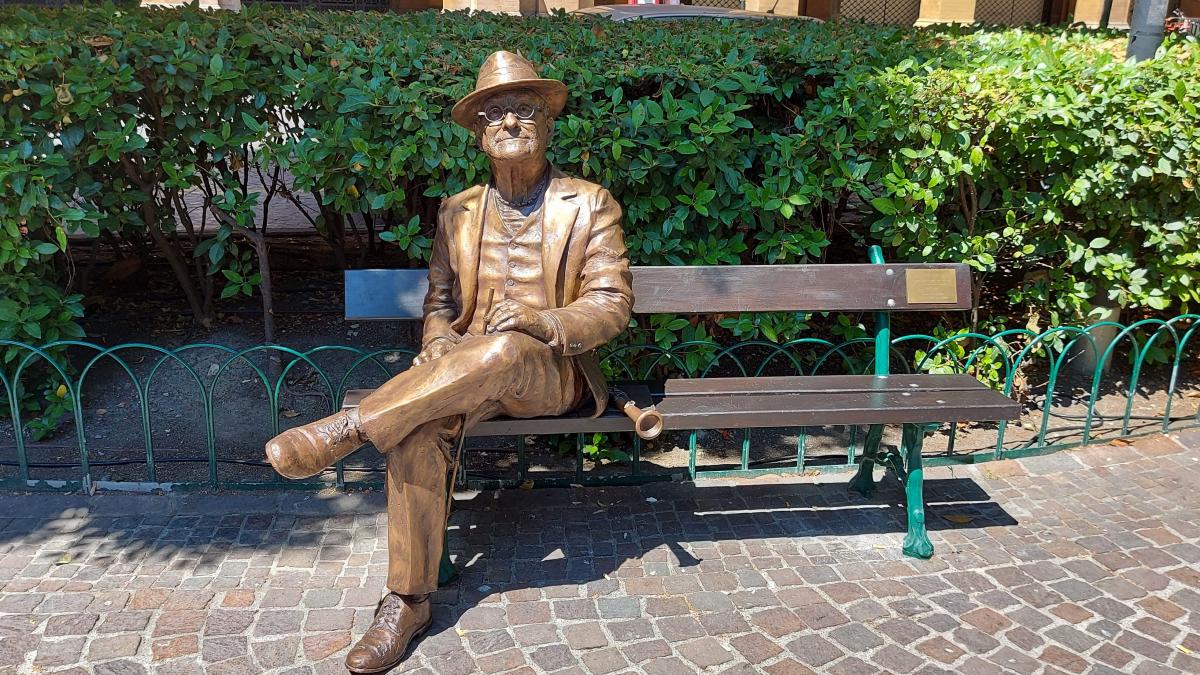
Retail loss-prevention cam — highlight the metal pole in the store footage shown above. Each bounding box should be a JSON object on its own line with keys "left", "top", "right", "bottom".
{"left": 1126, "top": 0, "right": 1170, "bottom": 61}
{"left": 867, "top": 245, "right": 890, "bottom": 377}
{"left": 1098, "top": 0, "right": 1115, "bottom": 27}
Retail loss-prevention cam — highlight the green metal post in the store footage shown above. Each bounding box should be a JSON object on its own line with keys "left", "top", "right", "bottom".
{"left": 688, "top": 431, "right": 698, "bottom": 480}
{"left": 850, "top": 246, "right": 890, "bottom": 495}
{"left": 516, "top": 435, "right": 528, "bottom": 482}
{"left": 849, "top": 425, "right": 884, "bottom": 498}
{"left": 868, "top": 245, "right": 891, "bottom": 377}
{"left": 438, "top": 471, "right": 459, "bottom": 587}
{"left": 575, "top": 432, "right": 585, "bottom": 485}
{"left": 632, "top": 436, "right": 641, "bottom": 477}
{"left": 741, "top": 430, "right": 751, "bottom": 471}
{"left": 796, "top": 427, "right": 807, "bottom": 472}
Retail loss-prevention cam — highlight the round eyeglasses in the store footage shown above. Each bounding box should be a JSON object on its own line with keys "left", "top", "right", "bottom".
{"left": 478, "top": 103, "right": 541, "bottom": 124}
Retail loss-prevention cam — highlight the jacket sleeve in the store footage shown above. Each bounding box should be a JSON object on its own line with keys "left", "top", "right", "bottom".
{"left": 540, "top": 188, "right": 634, "bottom": 357}
{"left": 421, "top": 200, "right": 460, "bottom": 348}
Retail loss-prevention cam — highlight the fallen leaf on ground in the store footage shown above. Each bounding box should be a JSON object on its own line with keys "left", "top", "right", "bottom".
{"left": 943, "top": 514, "right": 975, "bottom": 524}
{"left": 281, "top": 409, "right": 300, "bottom": 418}
{"left": 519, "top": 480, "right": 534, "bottom": 490}
{"left": 1109, "top": 438, "right": 1132, "bottom": 446}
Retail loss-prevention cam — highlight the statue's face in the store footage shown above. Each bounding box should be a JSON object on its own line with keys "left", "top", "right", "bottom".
{"left": 476, "top": 89, "right": 552, "bottom": 163}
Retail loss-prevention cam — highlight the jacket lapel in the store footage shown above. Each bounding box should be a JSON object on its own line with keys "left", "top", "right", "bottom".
{"left": 541, "top": 167, "right": 580, "bottom": 308}
{"left": 452, "top": 184, "right": 488, "bottom": 333}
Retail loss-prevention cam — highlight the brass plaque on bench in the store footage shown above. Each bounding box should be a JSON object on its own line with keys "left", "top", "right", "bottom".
{"left": 905, "top": 269, "right": 958, "bottom": 304}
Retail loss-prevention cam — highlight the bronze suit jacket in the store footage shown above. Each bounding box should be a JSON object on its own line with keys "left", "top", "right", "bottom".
{"left": 421, "top": 165, "right": 634, "bottom": 418}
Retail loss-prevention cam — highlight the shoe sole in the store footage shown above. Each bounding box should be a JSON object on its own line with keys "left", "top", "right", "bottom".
{"left": 346, "top": 616, "right": 434, "bottom": 674}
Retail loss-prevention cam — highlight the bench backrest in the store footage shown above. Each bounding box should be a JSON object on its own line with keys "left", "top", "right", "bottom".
{"left": 344, "top": 263, "right": 972, "bottom": 321}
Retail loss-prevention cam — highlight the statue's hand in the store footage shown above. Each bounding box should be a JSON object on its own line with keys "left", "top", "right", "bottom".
{"left": 485, "top": 299, "right": 554, "bottom": 342}
{"left": 412, "top": 336, "right": 456, "bottom": 367}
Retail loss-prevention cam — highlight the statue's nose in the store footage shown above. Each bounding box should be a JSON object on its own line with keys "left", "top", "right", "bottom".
{"left": 503, "top": 111, "right": 521, "bottom": 131}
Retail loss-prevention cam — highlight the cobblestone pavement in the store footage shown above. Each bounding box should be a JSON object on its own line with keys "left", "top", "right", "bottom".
{"left": 1, "top": 429, "right": 1199, "bottom": 674}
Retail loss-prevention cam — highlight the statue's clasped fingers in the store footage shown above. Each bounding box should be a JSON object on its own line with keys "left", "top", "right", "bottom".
{"left": 484, "top": 299, "right": 531, "bottom": 333}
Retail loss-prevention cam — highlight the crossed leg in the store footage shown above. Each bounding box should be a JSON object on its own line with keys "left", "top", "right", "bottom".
{"left": 357, "top": 331, "right": 581, "bottom": 455}
{"left": 360, "top": 332, "right": 583, "bottom": 594}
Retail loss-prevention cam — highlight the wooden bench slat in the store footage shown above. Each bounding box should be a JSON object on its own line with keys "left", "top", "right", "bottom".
{"left": 342, "top": 376, "right": 1018, "bottom": 438}
{"left": 664, "top": 374, "right": 993, "bottom": 396}
{"left": 345, "top": 269, "right": 429, "bottom": 321}
{"left": 656, "top": 387, "right": 1019, "bottom": 430}
{"left": 344, "top": 263, "right": 973, "bottom": 320}
{"left": 341, "top": 383, "right": 656, "bottom": 438}
{"left": 631, "top": 264, "right": 972, "bottom": 313}
{"left": 471, "top": 412, "right": 633, "bottom": 437}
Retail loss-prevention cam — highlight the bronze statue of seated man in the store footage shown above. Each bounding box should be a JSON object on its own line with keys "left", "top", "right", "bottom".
{"left": 263, "top": 50, "right": 634, "bottom": 674}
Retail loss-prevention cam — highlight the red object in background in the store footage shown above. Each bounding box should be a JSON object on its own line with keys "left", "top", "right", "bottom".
{"left": 1166, "top": 8, "right": 1200, "bottom": 35}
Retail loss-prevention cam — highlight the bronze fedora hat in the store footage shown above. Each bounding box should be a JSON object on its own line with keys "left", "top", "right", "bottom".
{"left": 451, "top": 50, "right": 568, "bottom": 130}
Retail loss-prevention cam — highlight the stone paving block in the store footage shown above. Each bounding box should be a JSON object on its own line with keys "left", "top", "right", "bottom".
{"left": 530, "top": 643, "right": 574, "bottom": 671}
{"left": 153, "top": 611, "right": 205, "bottom": 637}
{"left": 750, "top": 607, "right": 806, "bottom": 639}
{"left": 786, "top": 633, "right": 843, "bottom": 667}
{"left": 152, "top": 633, "right": 200, "bottom": 661}
{"left": 729, "top": 632, "right": 781, "bottom": 664}
{"left": 620, "top": 638, "right": 671, "bottom": 664}
{"left": 513, "top": 623, "right": 559, "bottom": 647}
{"left": 477, "top": 647, "right": 525, "bottom": 673}
{"left": 44, "top": 613, "right": 99, "bottom": 636}
{"left": 916, "top": 636, "right": 965, "bottom": 664}
{"left": 643, "top": 655, "right": 697, "bottom": 675}
{"left": 465, "top": 629, "right": 515, "bottom": 655}
{"left": 202, "top": 635, "right": 247, "bottom": 663}
{"left": 564, "top": 623, "right": 608, "bottom": 650}
{"left": 678, "top": 637, "right": 734, "bottom": 669}
{"left": 0, "top": 634, "right": 37, "bottom": 668}
{"left": 297, "top": 632, "right": 347, "bottom": 663}
{"left": 608, "top": 618, "right": 654, "bottom": 642}
{"left": 830, "top": 623, "right": 886, "bottom": 653}
{"left": 252, "top": 636, "right": 301, "bottom": 669}
{"left": 762, "top": 657, "right": 818, "bottom": 674}
{"left": 987, "top": 646, "right": 1041, "bottom": 673}
{"left": 580, "top": 645, "right": 628, "bottom": 674}
{"left": 303, "top": 608, "right": 354, "bottom": 632}
{"left": 872, "top": 644, "right": 925, "bottom": 673}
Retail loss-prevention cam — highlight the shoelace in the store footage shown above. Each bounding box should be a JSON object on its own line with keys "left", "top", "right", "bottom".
{"left": 322, "top": 414, "right": 355, "bottom": 442}
{"left": 370, "top": 595, "right": 406, "bottom": 635}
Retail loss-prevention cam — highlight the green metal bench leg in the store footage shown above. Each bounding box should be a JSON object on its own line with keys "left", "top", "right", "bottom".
{"left": 900, "top": 423, "right": 934, "bottom": 560}
{"left": 438, "top": 473, "right": 459, "bottom": 587}
{"left": 848, "top": 424, "right": 884, "bottom": 498}
{"left": 437, "top": 525, "right": 458, "bottom": 587}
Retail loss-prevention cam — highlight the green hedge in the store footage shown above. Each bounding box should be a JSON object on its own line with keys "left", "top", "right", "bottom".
{"left": 2, "top": 6, "right": 1198, "bottom": 385}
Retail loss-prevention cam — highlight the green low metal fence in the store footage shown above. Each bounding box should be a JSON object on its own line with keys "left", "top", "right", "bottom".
{"left": 1, "top": 314, "right": 1197, "bottom": 491}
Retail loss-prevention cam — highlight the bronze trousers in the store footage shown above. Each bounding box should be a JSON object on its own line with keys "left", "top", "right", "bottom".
{"left": 357, "top": 332, "right": 582, "bottom": 595}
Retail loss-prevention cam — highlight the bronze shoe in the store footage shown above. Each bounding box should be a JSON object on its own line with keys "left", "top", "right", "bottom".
{"left": 265, "top": 409, "right": 367, "bottom": 479}
{"left": 345, "top": 593, "right": 432, "bottom": 674}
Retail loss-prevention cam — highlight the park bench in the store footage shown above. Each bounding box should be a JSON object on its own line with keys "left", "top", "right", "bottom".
{"left": 341, "top": 247, "right": 1019, "bottom": 564}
